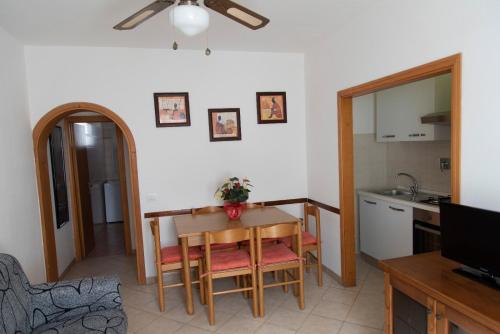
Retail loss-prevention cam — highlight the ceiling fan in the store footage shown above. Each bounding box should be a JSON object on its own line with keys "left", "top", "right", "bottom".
{"left": 113, "top": 0, "right": 270, "bottom": 33}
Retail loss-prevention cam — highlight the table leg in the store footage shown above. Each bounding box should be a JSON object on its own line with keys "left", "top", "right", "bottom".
{"left": 181, "top": 236, "right": 194, "bottom": 315}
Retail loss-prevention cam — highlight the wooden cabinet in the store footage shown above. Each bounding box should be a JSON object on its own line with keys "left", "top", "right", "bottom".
{"left": 375, "top": 76, "right": 450, "bottom": 142}
{"left": 381, "top": 253, "right": 500, "bottom": 334}
{"left": 359, "top": 194, "right": 412, "bottom": 260}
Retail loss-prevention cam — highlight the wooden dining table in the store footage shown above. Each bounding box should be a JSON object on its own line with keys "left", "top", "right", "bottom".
{"left": 173, "top": 206, "right": 301, "bottom": 314}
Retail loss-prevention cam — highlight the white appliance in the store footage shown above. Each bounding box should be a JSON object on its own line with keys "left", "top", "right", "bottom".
{"left": 104, "top": 180, "right": 123, "bottom": 223}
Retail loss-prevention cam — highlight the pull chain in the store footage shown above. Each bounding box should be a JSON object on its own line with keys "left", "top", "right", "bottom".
{"left": 205, "top": 25, "right": 211, "bottom": 56}
{"left": 171, "top": 9, "right": 178, "bottom": 50}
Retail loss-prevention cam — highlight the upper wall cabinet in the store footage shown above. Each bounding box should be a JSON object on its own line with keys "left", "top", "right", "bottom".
{"left": 376, "top": 74, "right": 451, "bottom": 142}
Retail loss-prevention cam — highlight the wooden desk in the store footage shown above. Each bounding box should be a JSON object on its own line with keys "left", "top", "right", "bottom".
{"left": 173, "top": 207, "right": 300, "bottom": 315}
{"left": 380, "top": 252, "right": 500, "bottom": 334}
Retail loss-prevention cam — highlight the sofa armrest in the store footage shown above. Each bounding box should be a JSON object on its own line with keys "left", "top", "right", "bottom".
{"left": 30, "top": 276, "right": 123, "bottom": 328}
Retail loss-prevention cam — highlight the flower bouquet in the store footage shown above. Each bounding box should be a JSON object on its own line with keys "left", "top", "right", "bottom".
{"left": 215, "top": 177, "right": 252, "bottom": 220}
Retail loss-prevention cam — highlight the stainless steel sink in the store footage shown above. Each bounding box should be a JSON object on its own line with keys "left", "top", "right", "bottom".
{"left": 377, "top": 189, "right": 411, "bottom": 196}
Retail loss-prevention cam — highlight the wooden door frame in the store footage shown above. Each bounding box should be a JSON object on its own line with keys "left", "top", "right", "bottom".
{"left": 33, "top": 102, "right": 146, "bottom": 284}
{"left": 337, "top": 54, "right": 462, "bottom": 286}
{"left": 65, "top": 115, "right": 133, "bottom": 260}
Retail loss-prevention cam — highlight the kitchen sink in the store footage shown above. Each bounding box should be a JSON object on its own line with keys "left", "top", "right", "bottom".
{"left": 377, "top": 189, "right": 412, "bottom": 196}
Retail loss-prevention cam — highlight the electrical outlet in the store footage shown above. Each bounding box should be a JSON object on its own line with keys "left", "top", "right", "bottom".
{"left": 440, "top": 158, "right": 450, "bottom": 171}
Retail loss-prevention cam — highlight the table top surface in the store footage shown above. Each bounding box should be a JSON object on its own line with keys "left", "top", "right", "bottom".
{"left": 173, "top": 207, "right": 299, "bottom": 237}
{"left": 380, "top": 252, "right": 500, "bottom": 330}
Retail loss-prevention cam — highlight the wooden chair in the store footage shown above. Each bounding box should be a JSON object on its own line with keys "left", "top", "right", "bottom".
{"left": 239, "top": 203, "right": 278, "bottom": 247}
{"left": 279, "top": 203, "right": 323, "bottom": 286}
{"left": 256, "top": 221, "right": 304, "bottom": 317}
{"left": 150, "top": 218, "right": 205, "bottom": 312}
{"left": 192, "top": 206, "right": 238, "bottom": 251}
{"left": 203, "top": 227, "right": 258, "bottom": 325}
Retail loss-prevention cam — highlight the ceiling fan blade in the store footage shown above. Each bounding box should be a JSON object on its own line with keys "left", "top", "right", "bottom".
{"left": 204, "top": 0, "right": 269, "bottom": 30}
{"left": 113, "top": 0, "right": 175, "bottom": 30}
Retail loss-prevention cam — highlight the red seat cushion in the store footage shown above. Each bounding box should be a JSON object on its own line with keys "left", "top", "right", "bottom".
{"left": 161, "top": 245, "right": 202, "bottom": 264}
{"left": 279, "top": 232, "right": 317, "bottom": 248}
{"left": 261, "top": 244, "right": 299, "bottom": 266}
{"left": 211, "top": 250, "right": 251, "bottom": 271}
{"left": 201, "top": 242, "right": 239, "bottom": 252}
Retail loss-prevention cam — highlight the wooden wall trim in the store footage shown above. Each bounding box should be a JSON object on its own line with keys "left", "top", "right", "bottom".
{"left": 144, "top": 197, "right": 339, "bottom": 218}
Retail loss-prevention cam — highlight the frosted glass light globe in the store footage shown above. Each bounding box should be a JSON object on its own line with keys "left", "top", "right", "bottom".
{"left": 170, "top": 5, "right": 209, "bottom": 36}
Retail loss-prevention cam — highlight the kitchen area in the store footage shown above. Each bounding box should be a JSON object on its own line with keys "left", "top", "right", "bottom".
{"left": 353, "top": 73, "right": 451, "bottom": 261}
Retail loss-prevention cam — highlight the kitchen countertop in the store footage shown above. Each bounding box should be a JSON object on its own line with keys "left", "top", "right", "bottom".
{"left": 358, "top": 189, "right": 441, "bottom": 213}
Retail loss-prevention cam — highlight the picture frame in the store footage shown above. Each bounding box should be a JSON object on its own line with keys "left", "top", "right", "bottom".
{"left": 208, "top": 108, "right": 242, "bottom": 142}
{"left": 256, "top": 92, "right": 287, "bottom": 124}
{"left": 154, "top": 92, "right": 191, "bottom": 127}
{"left": 49, "top": 126, "right": 70, "bottom": 229}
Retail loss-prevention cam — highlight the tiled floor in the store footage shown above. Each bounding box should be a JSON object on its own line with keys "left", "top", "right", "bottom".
{"left": 63, "top": 255, "right": 384, "bottom": 333}
{"left": 88, "top": 223, "right": 126, "bottom": 258}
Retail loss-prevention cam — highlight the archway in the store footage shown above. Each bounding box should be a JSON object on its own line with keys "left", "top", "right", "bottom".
{"left": 33, "top": 102, "right": 146, "bottom": 284}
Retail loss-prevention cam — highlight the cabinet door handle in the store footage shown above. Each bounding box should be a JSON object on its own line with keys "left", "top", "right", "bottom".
{"left": 426, "top": 309, "right": 432, "bottom": 316}
{"left": 420, "top": 133, "right": 426, "bottom": 136}
{"left": 382, "top": 134, "right": 395, "bottom": 138}
{"left": 389, "top": 206, "right": 405, "bottom": 212}
{"left": 364, "top": 200, "right": 377, "bottom": 205}
{"left": 436, "top": 314, "right": 443, "bottom": 320}
{"left": 408, "top": 133, "right": 420, "bottom": 137}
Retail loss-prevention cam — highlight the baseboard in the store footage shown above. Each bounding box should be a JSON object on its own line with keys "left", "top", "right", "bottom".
{"left": 359, "top": 252, "right": 382, "bottom": 269}
{"left": 59, "top": 258, "right": 76, "bottom": 280}
{"left": 307, "top": 253, "right": 343, "bottom": 286}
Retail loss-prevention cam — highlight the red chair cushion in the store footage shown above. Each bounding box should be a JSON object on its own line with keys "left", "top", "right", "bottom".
{"left": 279, "top": 232, "right": 317, "bottom": 248}
{"left": 161, "top": 245, "right": 202, "bottom": 264}
{"left": 261, "top": 243, "right": 299, "bottom": 266}
{"left": 201, "top": 242, "right": 239, "bottom": 252}
{"left": 211, "top": 250, "right": 251, "bottom": 271}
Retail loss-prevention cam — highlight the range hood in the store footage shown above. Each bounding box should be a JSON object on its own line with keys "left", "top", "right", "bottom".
{"left": 421, "top": 112, "right": 450, "bottom": 125}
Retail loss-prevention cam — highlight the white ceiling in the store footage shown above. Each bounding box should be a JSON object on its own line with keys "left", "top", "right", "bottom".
{"left": 0, "top": 0, "right": 375, "bottom": 52}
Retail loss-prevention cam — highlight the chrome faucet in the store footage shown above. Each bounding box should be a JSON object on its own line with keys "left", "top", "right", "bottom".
{"left": 396, "top": 172, "right": 419, "bottom": 197}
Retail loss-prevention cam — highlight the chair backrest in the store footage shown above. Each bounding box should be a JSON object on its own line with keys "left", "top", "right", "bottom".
{"left": 0, "top": 253, "right": 34, "bottom": 332}
{"left": 204, "top": 228, "right": 255, "bottom": 272}
{"left": 257, "top": 221, "right": 302, "bottom": 255}
{"left": 192, "top": 206, "right": 223, "bottom": 215}
{"left": 304, "top": 204, "right": 321, "bottom": 241}
{"left": 149, "top": 218, "right": 162, "bottom": 265}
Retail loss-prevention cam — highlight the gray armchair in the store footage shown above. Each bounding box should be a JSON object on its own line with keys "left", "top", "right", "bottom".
{"left": 0, "top": 253, "right": 127, "bottom": 333}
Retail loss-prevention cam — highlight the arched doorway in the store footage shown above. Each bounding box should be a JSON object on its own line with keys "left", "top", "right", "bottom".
{"left": 33, "top": 102, "right": 146, "bottom": 284}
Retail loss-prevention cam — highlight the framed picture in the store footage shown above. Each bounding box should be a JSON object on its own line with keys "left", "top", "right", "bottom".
{"left": 154, "top": 92, "right": 191, "bottom": 127}
{"left": 49, "top": 126, "right": 70, "bottom": 229}
{"left": 208, "top": 108, "right": 242, "bottom": 142}
{"left": 256, "top": 92, "right": 287, "bottom": 124}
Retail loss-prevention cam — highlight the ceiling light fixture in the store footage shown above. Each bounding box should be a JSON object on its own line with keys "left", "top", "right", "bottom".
{"left": 170, "top": 0, "right": 210, "bottom": 37}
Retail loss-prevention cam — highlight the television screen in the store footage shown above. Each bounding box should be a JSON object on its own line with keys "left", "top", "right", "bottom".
{"left": 440, "top": 202, "right": 500, "bottom": 278}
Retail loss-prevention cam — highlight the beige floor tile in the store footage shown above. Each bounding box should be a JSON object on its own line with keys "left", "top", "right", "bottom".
{"left": 297, "top": 314, "right": 343, "bottom": 334}
{"left": 216, "top": 314, "right": 264, "bottom": 334}
{"left": 279, "top": 291, "right": 320, "bottom": 314}
{"left": 136, "top": 317, "right": 184, "bottom": 334}
{"left": 322, "top": 287, "right": 358, "bottom": 306}
{"left": 311, "top": 299, "right": 351, "bottom": 321}
{"left": 188, "top": 310, "right": 233, "bottom": 332}
{"left": 213, "top": 293, "right": 250, "bottom": 315}
{"left": 338, "top": 323, "right": 383, "bottom": 334}
{"left": 267, "top": 307, "right": 309, "bottom": 330}
{"left": 359, "top": 271, "right": 384, "bottom": 295}
{"left": 345, "top": 293, "right": 384, "bottom": 329}
{"left": 175, "top": 325, "right": 212, "bottom": 334}
{"left": 126, "top": 307, "right": 161, "bottom": 333}
{"left": 163, "top": 305, "right": 197, "bottom": 324}
{"left": 255, "top": 323, "right": 296, "bottom": 334}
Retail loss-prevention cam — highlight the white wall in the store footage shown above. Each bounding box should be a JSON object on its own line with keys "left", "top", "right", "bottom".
{"left": 0, "top": 27, "right": 45, "bottom": 283}
{"left": 306, "top": 0, "right": 500, "bottom": 275}
{"left": 24, "top": 47, "right": 308, "bottom": 277}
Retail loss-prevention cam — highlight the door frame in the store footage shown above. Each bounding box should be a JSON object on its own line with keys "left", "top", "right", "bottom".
{"left": 65, "top": 115, "right": 133, "bottom": 260}
{"left": 33, "top": 102, "right": 146, "bottom": 283}
{"left": 337, "top": 54, "right": 462, "bottom": 286}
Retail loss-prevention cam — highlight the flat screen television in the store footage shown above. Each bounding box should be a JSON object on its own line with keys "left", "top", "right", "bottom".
{"left": 440, "top": 202, "right": 500, "bottom": 289}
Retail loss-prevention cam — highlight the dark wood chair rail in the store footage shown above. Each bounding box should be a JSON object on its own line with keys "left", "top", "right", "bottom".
{"left": 144, "top": 197, "right": 340, "bottom": 218}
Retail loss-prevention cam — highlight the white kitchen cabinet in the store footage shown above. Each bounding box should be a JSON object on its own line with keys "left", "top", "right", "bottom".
{"left": 359, "top": 194, "right": 413, "bottom": 260}
{"left": 375, "top": 76, "right": 450, "bottom": 142}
